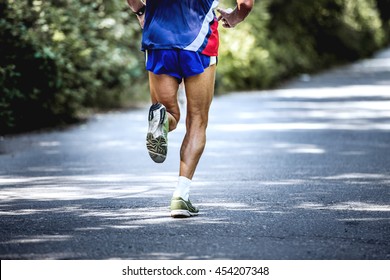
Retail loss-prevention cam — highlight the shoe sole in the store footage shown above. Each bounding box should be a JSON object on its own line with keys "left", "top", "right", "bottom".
{"left": 146, "top": 104, "right": 168, "bottom": 163}
{"left": 146, "top": 133, "right": 167, "bottom": 163}
{"left": 171, "top": 209, "right": 199, "bottom": 218}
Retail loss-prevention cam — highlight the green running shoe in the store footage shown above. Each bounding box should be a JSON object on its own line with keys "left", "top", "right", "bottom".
{"left": 146, "top": 103, "right": 169, "bottom": 163}
{"left": 170, "top": 197, "right": 199, "bottom": 218}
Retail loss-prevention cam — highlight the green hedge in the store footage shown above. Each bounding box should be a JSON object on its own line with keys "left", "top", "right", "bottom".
{"left": 376, "top": 0, "right": 390, "bottom": 39}
{"left": 0, "top": 0, "right": 146, "bottom": 133}
{"left": 218, "top": 0, "right": 388, "bottom": 91}
{"left": 1, "top": 0, "right": 389, "bottom": 133}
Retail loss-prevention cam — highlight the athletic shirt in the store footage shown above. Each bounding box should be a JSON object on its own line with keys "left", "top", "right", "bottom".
{"left": 142, "top": 0, "right": 219, "bottom": 56}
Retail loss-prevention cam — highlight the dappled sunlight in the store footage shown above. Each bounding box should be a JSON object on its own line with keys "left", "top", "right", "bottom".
{"left": 0, "top": 173, "right": 177, "bottom": 201}
{"left": 210, "top": 85, "right": 390, "bottom": 132}
{"left": 27, "top": 167, "right": 64, "bottom": 172}
{"left": 142, "top": 252, "right": 188, "bottom": 260}
{"left": 206, "top": 140, "right": 252, "bottom": 149}
{"left": 184, "top": 217, "right": 231, "bottom": 225}
{"left": 261, "top": 180, "right": 306, "bottom": 186}
{"left": 207, "top": 141, "right": 325, "bottom": 155}
{"left": 0, "top": 171, "right": 389, "bottom": 259}
{"left": 297, "top": 201, "right": 390, "bottom": 212}
{"left": 272, "top": 86, "right": 390, "bottom": 99}
{"left": 272, "top": 142, "right": 325, "bottom": 154}
{"left": 1, "top": 252, "right": 80, "bottom": 260}
{"left": 0, "top": 183, "right": 162, "bottom": 201}
{"left": 319, "top": 173, "right": 390, "bottom": 180}
{"left": 200, "top": 202, "right": 260, "bottom": 213}
{"left": 212, "top": 122, "right": 390, "bottom": 131}
{"left": 94, "top": 140, "right": 134, "bottom": 149}
{"left": 338, "top": 217, "right": 390, "bottom": 222}
{"left": 37, "top": 141, "right": 61, "bottom": 147}
{"left": 1, "top": 48, "right": 390, "bottom": 259}
{"left": 311, "top": 173, "right": 390, "bottom": 186}
{"left": 74, "top": 227, "right": 105, "bottom": 231}
{"left": 0, "top": 206, "right": 80, "bottom": 216}
{"left": 78, "top": 206, "right": 173, "bottom": 225}
{"left": 2, "top": 235, "right": 72, "bottom": 245}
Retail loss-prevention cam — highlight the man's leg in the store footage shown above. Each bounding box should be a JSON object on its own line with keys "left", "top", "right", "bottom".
{"left": 180, "top": 64, "right": 216, "bottom": 179}
{"left": 148, "top": 72, "right": 180, "bottom": 131}
{"left": 170, "top": 65, "right": 216, "bottom": 218}
{"left": 146, "top": 73, "right": 180, "bottom": 163}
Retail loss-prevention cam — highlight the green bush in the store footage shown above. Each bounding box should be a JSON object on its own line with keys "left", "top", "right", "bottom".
{"left": 375, "top": 0, "right": 390, "bottom": 38}
{"left": 218, "top": 0, "right": 278, "bottom": 90}
{"left": 218, "top": 0, "right": 388, "bottom": 91}
{"left": 0, "top": 0, "right": 147, "bottom": 134}
{"left": 1, "top": 0, "right": 389, "bottom": 133}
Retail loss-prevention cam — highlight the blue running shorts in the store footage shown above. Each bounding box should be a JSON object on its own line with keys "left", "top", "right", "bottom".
{"left": 146, "top": 49, "right": 217, "bottom": 82}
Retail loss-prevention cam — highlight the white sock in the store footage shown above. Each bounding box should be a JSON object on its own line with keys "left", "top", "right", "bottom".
{"left": 172, "top": 176, "right": 191, "bottom": 201}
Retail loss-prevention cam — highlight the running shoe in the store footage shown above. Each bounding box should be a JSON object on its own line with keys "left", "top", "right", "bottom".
{"left": 146, "top": 103, "right": 169, "bottom": 163}
{"left": 170, "top": 197, "right": 199, "bottom": 218}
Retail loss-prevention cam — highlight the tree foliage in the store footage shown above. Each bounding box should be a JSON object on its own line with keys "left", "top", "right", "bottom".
{"left": 0, "top": 0, "right": 146, "bottom": 133}
{"left": 1, "top": 0, "right": 389, "bottom": 133}
{"left": 218, "top": 0, "right": 389, "bottom": 91}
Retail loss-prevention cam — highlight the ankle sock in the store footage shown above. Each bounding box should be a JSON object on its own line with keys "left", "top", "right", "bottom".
{"left": 172, "top": 176, "right": 191, "bottom": 201}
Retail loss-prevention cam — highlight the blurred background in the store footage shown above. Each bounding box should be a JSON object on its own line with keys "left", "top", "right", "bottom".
{"left": 1, "top": 0, "right": 390, "bottom": 134}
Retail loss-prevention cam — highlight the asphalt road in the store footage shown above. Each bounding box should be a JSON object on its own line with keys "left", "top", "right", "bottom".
{"left": 1, "top": 49, "right": 390, "bottom": 260}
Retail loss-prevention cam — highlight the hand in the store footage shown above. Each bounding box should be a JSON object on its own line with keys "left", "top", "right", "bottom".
{"left": 218, "top": 1, "right": 254, "bottom": 29}
{"left": 217, "top": 8, "right": 237, "bottom": 28}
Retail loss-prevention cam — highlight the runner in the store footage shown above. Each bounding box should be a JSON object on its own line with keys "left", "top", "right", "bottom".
{"left": 126, "top": 0, "right": 254, "bottom": 217}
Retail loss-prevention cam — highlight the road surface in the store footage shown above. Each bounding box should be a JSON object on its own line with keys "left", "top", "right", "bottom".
{"left": 1, "top": 48, "right": 390, "bottom": 259}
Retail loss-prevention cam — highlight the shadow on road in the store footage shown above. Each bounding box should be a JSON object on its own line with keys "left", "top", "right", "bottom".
{"left": 1, "top": 48, "right": 390, "bottom": 259}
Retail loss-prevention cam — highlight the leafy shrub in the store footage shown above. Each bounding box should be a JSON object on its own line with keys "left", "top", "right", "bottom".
{"left": 1, "top": 0, "right": 389, "bottom": 133}
{"left": 375, "top": 0, "right": 390, "bottom": 38}
{"left": 0, "top": 0, "right": 147, "bottom": 134}
{"left": 218, "top": 0, "right": 388, "bottom": 91}
{"left": 218, "top": 0, "right": 278, "bottom": 90}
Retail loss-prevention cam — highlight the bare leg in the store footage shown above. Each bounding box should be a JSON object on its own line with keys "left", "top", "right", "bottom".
{"left": 180, "top": 65, "right": 216, "bottom": 179}
{"left": 148, "top": 72, "right": 180, "bottom": 131}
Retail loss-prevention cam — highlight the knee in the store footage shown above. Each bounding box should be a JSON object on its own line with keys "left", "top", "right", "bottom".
{"left": 186, "top": 114, "right": 209, "bottom": 131}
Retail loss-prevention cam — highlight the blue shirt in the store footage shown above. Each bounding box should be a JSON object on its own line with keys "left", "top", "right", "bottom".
{"left": 142, "top": 0, "right": 219, "bottom": 56}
